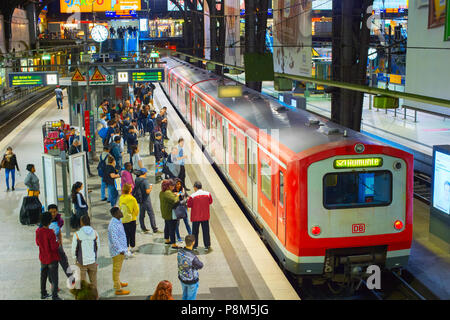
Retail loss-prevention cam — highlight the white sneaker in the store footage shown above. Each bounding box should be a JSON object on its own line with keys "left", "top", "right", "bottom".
{"left": 125, "top": 249, "right": 133, "bottom": 258}
{"left": 131, "top": 247, "right": 139, "bottom": 253}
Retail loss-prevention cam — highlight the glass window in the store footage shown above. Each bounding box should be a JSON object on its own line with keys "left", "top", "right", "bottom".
{"left": 206, "top": 110, "right": 210, "bottom": 130}
{"left": 280, "top": 171, "right": 284, "bottom": 206}
{"left": 231, "top": 134, "right": 237, "bottom": 162}
{"left": 185, "top": 91, "right": 189, "bottom": 107}
{"left": 323, "top": 171, "right": 392, "bottom": 209}
{"left": 261, "top": 160, "right": 272, "bottom": 201}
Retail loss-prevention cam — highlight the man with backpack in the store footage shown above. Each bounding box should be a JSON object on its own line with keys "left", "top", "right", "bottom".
{"left": 97, "top": 146, "right": 110, "bottom": 201}
{"left": 71, "top": 215, "right": 100, "bottom": 297}
{"left": 133, "top": 168, "right": 159, "bottom": 234}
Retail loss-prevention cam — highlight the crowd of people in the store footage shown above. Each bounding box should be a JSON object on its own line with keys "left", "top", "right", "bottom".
{"left": 31, "top": 82, "right": 215, "bottom": 300}
{"left": 109, "top": 26, "right": 139, "bottom": 39}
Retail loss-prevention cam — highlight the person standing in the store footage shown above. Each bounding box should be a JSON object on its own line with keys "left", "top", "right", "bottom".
{"left": 134, "top": 168, "right": 159, "bottom": 234}
{"left": 71, "top": 215, "right": 99, "bottom": 297}
{"left": 110, "top": 136, "right": 123, "bottom": 171}
{"left": 174, "top": 178, "right": 191, "bottom": 242}
{"left": 119, "top": 183, "right": 139, "bottom": 256}
{"left": 159, "top": 179, "right": 181, "bottom": 249}
{"left": 98, "top": 146, "right": 110, "bottom": 201}
{"left": 48, "top": 204, "right": 72, "bottom": 280}
{"left": 126, "top": 123, "right": 138, "bottom": 164}
{"left": 24, "top": 164, "right": 40, "bottom": 197}
{"left": 156, "top": 107, "right": 169, "bottom": 140}
{"left": 36, "top": 211, "right": 62, "bottom": 300}
{"left": 0, "top": 146, "right": 19, "bottom": 192}
{"left": 147, "top": 110, "right": 157, "bottom": 156}
{"left": 55, "top": 85, "right": 63, "bottom": 109}
{"left": 71, "top": 182, "right": 88, "bottom": 229}
{"left": 187, "top": 181, "right": 213, "bottom": 251}
{"left": 103, "top": 156, "right": 120, "bottom": 207}
{"left": 108, "top": 206, "right": 130, "bottom": 296}
{"left": 131, "top": 145, "right": 144, "bottom": 171}
{"left": 177, "top": 138, "right": 189, "bottom": 191}
{"left": 120, "top": 162, "right": 135, "bottom": 191}
{"left": 177, "top": 234, "right": 203, "bottom": 300}
{"left": 68, "top": 139, "right": 81, "bottom": 155}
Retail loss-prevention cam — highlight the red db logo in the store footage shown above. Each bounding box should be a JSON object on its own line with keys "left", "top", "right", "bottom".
{"left": 352, "top": 223, "right": 365, "bottom": 233}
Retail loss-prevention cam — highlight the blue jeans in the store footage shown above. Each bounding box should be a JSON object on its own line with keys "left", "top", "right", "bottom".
{"left": 56, "top": 97, "right": 63, "bottom": 109}
{"left": 176, "top": 216, "right": 192, "bottom": 241}
{"left": 181, "top": 281, "right": 199, "bottom": 300}
{"left": 101, "top": 178, "right": 107, "bottom": 200}
{"left": 107, "top": 184, "right": 118, "bottom": 207}
{"left": 5, "top": 168, "right": 15, "bottom": 189}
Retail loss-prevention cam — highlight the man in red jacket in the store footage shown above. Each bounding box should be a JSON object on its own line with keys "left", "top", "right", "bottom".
{"left": 36, "top": 211, "right": 62, "bottom": 300}
{"left": 187, "top": 181, "right": 213, "bottom": 252}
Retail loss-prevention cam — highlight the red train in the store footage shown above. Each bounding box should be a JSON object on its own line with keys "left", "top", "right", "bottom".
{"left": 161, "top": 56, "right": 413, "bottom": 286}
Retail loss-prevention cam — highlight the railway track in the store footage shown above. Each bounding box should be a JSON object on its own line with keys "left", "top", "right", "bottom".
{"left": 0, "top": 88, "right": 55, "bottom": 141}
{"left": 414, "top": 171, "right": 432, "bottom": 204}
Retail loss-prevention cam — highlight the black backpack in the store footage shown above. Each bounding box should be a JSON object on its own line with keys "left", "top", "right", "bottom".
{"left": 132, "top": 179, "right": 144, "bottom": 203}
{"left": 97, "top": 154, "right": 107, "bottom": 177}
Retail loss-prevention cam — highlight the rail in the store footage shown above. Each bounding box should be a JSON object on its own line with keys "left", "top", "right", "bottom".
{"left": 0, "top": 87, "right": 41, "bottom": 107}
{"left": 414, "top": 172, "right": 432, "bottom": 205}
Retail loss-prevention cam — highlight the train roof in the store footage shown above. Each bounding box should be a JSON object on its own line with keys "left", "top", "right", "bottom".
{"left": 164, "top": 57, "right": 385, "bottom": 154}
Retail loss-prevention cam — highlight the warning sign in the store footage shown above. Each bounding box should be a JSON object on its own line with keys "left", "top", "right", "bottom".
{"left": 90, "top": 67, "right": 106, "bottom": 81}
{"left": 72, "top": 68, "right": 85, "bottom": 81}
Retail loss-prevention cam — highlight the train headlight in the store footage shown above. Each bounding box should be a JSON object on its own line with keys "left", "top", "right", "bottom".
{"left": 354, "top": 143, "right": 365, "bottom": 153}
{"left": 394, "top": 220, "right": 404, "bottom": 231}
{"left": 311, "top": 226, "right": 321, "bottom": 236}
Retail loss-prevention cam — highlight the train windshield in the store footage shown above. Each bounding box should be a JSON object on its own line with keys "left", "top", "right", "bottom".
{"left": 323, "top": 171, "right": 392, "bottom": 209}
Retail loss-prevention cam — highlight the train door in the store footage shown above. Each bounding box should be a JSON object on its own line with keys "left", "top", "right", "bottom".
{"left": 222, "top": 119, "right": 229, "bottom": 174}
{"left": 205, "top": 105, "right": 210, "bottom": 149}
{"left": 193, "top": 95, "right": 198, "bottom": 132}
{"left": 246, "top": 137, "right": 258, "bottom": 214}
{"left": 277, "top": 169, "right": 286, "bottom": 245}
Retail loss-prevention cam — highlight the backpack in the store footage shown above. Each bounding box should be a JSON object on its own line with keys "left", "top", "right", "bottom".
{"left": 132, "top": 179, "right": 144, "bottom": 203}
{"left": 98, "top": 127, "right": 108, "bottom": 139}
{"left": 97, "top": 154, "right": 108, "bottom": 177}
{"left": 75, "top": 232, "right": 98, "bottom": 265}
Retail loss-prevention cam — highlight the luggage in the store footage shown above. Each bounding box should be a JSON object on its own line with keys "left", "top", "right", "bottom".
{"left": 19, "top": 196, "right": 42, "bottom": 225}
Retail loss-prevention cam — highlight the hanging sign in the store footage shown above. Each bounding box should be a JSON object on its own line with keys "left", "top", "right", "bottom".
{"left": 72, "top": 68, "right": 86, "bottom": 81}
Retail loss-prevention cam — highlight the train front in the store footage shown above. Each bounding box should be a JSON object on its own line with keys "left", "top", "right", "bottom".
{"left": 291, "top": 141, "right": 414, "bottom": 288}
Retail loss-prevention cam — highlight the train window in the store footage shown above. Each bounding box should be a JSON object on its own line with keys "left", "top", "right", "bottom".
{"left": 261, "top": 160, "right": 272, "bottom": 201}
{"left": 194, "top": 98, "right": 198, "bottom": 119}
{"left": 279, "top": 171, "right": 284, "bottom": 206}
{"left": 238, "top": 138, "right": 245, "bottom": 170}
{"left": 206, "top": 110, "right": 210, "bottom": 130}
{"left": 185, "top": 91, "right": 189, "bottom": 107}
{"left": 231, "top": 134, "right": 237, "bottom": 162}
{"left": 323, "top": 170, "right": 392, "bottom": 210}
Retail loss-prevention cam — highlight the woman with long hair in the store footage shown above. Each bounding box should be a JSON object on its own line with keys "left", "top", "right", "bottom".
{"left": 149, "top": 280, "right": 174, "bottom": 300}
{"left": 24, "top": 164, "right": 40, "bottom": 197}
{"left": 173, "top": 178, "right": 191, "bottom": 242}
{"left": 71, "top": 181, "right": 88, "bottom": 228}
{"left": 0, "top": 146, "right": 19, "bottom": 192}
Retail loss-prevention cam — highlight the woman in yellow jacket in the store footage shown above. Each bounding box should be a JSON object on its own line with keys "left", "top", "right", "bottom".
{"left": 119, "top": 183, "right": 139, "bottom": 257}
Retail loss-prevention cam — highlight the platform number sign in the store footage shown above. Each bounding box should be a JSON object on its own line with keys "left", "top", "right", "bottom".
{"left": 118, "top": 71, "right": 129, "bottom": 83}
{"left": 352, "top": 223, "right": 366, "bottom": 233}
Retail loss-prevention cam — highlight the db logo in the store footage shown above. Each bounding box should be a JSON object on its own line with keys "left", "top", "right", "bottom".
{"left": 352, "top": 223, "right": 366, "bottom": 233}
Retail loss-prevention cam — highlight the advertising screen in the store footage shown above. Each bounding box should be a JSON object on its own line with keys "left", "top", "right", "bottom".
{"left": 168, "top": 0, "right": 202, "bottom": 11}
{"left": 433, "top": 150, "right": 450, "bottom": 215}
{"left": 60, "top": 0, "right": 141, "bottom": 13}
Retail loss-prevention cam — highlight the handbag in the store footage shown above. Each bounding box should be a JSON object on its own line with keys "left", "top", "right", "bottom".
{"left": 173, "top": 204, "right": 187, "bottom": 220}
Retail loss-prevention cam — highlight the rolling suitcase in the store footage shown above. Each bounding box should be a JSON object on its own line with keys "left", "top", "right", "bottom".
{"left": 19, "top": 196, "right": 42, "bottom": 225}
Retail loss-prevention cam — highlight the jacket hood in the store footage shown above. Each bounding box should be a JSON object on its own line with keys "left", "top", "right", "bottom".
{"left": 79, "top": 226, "right": 96, "bottom": 239}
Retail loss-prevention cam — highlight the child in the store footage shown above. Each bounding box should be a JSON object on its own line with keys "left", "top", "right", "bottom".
{"left": 36, "top": 211, "right": 62, "bottom": 300}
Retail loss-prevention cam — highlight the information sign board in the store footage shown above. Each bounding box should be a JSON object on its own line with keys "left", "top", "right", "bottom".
{"left": 9, "top": 72, "right": 58, "bottom": 87}
{"left": 117, "top": 69, "right": 164, "bottom": 83}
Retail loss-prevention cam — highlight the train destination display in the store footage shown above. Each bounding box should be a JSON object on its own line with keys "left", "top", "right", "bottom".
{"left": 432, "top": 148, "right": 450, "bottom": 215}
{"left": 9, "top": 72, "right": 59, "bottom": 87}
{"left": 117, "top": 69, "right": 164, "bottom": 83}
{"left": 334, "top": 157, "right": 383, "bottom": 169}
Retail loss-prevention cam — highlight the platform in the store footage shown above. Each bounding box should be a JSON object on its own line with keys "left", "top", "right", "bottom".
{"left": 0, "top": 87, "right": 299, "bottom": 300}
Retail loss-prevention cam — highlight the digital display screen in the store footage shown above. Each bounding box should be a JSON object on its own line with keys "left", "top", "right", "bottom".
{"left": 334, "top": 157, "right": 383, "bottom": 169}
{"left": 433, "top": 150, "right": 450, "bottom": 215}
{"left": 131, "top": 69, "right": 164, "bottom": 82}
{"left": 60, "top": 0, "right": 141, "bottom": 13}
{"left": 9, "top": 72, "right": 58, "bottom": 87}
